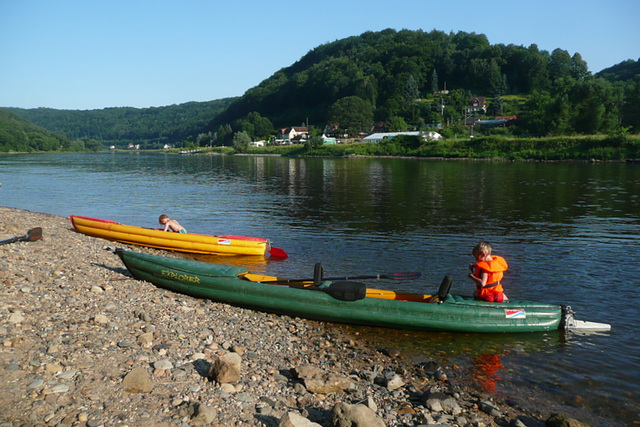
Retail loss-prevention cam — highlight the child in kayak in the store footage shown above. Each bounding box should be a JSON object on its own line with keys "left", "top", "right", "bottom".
{"left": 159, "top": 214, "right": 187, "bottom": 233}
{"left": 468, "top": 241, "right": 508, "bottom": 302}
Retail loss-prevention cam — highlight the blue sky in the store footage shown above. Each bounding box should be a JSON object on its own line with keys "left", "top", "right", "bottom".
{"left": 1, "top": 0, "right": 638, "bottom": 110}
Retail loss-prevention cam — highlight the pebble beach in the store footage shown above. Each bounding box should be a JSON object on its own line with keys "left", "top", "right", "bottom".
{"left": 0, "top": 206, "right": 588, "bottom": 427}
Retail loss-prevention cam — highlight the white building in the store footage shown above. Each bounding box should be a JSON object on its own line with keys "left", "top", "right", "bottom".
{"left": 362, "top": 131, "right": 442, "bottom": 143}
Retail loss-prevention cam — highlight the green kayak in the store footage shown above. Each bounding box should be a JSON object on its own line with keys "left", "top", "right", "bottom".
{"left": 114, "top": 249, "right": 610, "bottom": 333}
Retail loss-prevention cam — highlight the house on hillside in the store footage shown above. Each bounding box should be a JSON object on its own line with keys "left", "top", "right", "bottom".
{"left": 279, "top": 127, "right": 309, "bottom": 143}
{"left": 468, "top": 97, "right": 487, "bottom": 114}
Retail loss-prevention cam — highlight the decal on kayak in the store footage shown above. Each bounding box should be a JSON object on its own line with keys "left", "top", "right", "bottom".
{"left": 217, "top": 239, "right": 232, "bottom": 245}
{"left": 161, "top": 269, "right": 201, "bottom": 284}
{"left": 505, "top": 308, "right": 526, "bottom": 319}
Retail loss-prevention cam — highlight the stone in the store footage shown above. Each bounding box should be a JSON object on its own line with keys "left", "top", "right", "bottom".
{"left": 45, "top": 363, "right": 64, "bottom": 373}
{"left": 190, "top": 403, "right": 217, "bottom": 426}
{"left": 153, "top": 359, "right": 173, "bottom": 370}
{"left": 331, "top": 402, "right": 385, "bottom": 427}
{"left": 93, "top": 314, "right": 109, "bottom": 324}
{"left": 441, "top": 397, "right": 462, "bottom": 415}
{"left": 57, "top": 369, "right": 79, "bottom": 379}
{"left": 8, "top": 312, "right": 25, "bottom": 323}
{"left": 122, "top": 366, "right": 153, "bottom": 393}
{"left": 279, "top": 411, "right": 322, "bottom": 427}
{"left": 137, "top": 332, "right": 154, "bottom": 346}
{"left": 49, "top": 384, "right": 69, "bottom": 393}
{"left": 385, "top": 373, "right": 405, "bottom": 390}
{"left": 208, "top": 352, "right": 242, "bottom": 384}
{"left": 292, "top": 364, "right": 351, "bottom": 394}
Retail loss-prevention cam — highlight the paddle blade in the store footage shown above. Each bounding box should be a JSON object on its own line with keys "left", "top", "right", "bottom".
{"left": 269, "top": 247, "right": 288, "bottom": 259}
{"left": 388, "top": 272, "right": 421, "bottom": 280}
{"left": 26, "top": 227, "right": 43, "bottom": 242}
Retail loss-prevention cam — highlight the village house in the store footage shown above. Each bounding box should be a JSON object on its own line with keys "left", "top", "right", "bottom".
{"left": 278, "top": 126, "right": 309, "bottom": 143}
{"left": 468, "top": 97, "right": 487, "bottom": 114}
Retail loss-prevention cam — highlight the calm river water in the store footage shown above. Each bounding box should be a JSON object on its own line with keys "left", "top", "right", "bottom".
{"left": 1, "top": 152, "right": 639, "bottom": 425}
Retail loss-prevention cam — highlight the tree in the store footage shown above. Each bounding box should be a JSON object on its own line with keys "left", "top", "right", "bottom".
{"left": 328, "top": 96, "right": 374, "bottom": 136}
{"left": 403, "top": 75, "right": 419, "bottom": 102}
{"left": 232, "top": 131, "right": 250, "bottom": 153}
{"left": 216, "top": 124, "right": 233, "bottom": 146}
{"left": 431, "top": 69, "right": 439, "bottom": 94}
{"left": 549, "top": 48, "right": 573, "bottom": 81}
{"left": 571, "top": 53, "right": 590, "bottom": 80}
{"left": 387, "top": 116, "right": 408, "bottom": 131}
{"left": 196, "top": 132, "right": 212, "bottom": 147}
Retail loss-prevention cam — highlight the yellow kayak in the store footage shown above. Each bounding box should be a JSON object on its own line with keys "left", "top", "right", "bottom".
{"left": 69, "top": 215, "right": 288, "bottom": 258}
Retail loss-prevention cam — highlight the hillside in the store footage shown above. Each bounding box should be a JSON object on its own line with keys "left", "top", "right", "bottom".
{"left": 9, "top": 98, "right": 236, "bottom": 149}
{"left": 0, "top": 109, "right": 74, "bottom": 152}
{"left": 209, "top": 29, "right": 639, "bottom": 138}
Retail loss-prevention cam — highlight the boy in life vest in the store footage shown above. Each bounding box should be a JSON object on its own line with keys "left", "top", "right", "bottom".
{"left": 468, "top": 241, "right": 508, "bottom": 302}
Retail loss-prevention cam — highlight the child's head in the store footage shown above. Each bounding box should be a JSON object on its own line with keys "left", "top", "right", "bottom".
{"left": 159, "top": 214, "right": 169, "bottom": 224}
{"left": 472, "top": 241, "right": 492, "bottom": 258}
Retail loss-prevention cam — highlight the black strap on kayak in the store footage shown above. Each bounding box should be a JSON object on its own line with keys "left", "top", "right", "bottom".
{"left": 299, "top": 280, "right": 367, "bottom": 301}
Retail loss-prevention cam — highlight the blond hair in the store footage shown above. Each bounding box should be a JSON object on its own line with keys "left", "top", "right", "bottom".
{"left": 472, "top": 241, "right": 492, "bottom": 256}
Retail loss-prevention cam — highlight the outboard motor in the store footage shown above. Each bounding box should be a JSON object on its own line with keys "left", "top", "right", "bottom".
{"left": 560, "top": 305, "right": 577, "bottom": 330}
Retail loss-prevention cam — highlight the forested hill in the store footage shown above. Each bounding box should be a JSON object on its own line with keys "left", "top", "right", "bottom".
{"left": 9, "top": 98, "right": 236, "bottom": 148}
{"left": 209, "top": 28, "right": 587, "bottom": 128}
{"left": 0, "top": 109, "right": 77, "bottom": 152}
{"left": 596, "top": 58, "right": 640, "bottom": 82}
{"left": 208, "top": 29, "right": 639, "bottom": 137}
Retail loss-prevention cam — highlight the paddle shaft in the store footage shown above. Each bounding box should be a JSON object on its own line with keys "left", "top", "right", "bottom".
{"left": 261, "top": 272, "right": 420, "bottom": 283}
{"left": 0, "top": 228, "right": 43, "bottom": 245}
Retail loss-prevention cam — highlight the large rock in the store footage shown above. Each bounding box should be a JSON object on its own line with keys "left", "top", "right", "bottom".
{"left": 331, "top": 402, "right": 385, "bottom": 427}
{"left": 207, "top": 351, "right": 242, "bottom": 384}
{"left": 190, "top": 403, "right": 217, "bottom": 426}
{"left": 122, "top": 366, "right": 153, "bottom": 393}
{"left": 279, "top": 412, "right": 322, "bottom": 427}
{"left": 291, "top": 365, "right": 351, "bottom": 394}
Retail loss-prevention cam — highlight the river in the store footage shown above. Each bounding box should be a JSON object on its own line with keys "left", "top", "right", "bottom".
{"left": 1, "top": 152, "right": 638, "bottom": 425}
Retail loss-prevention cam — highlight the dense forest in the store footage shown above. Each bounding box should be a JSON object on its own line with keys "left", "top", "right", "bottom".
{"left": 7, "top": 98, "right": 235, "bottom": 149}
{"left": 2, "top": 29, "right": 639, "bottom": 153}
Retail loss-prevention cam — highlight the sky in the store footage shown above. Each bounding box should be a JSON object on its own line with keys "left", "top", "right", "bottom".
{"left": 1, "top": 0, "right": 638, "bottom": 111}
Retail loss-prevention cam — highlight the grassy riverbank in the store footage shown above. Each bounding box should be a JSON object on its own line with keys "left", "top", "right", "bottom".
{"left": 181, "top": 134, "right": 640, "bottom": 162}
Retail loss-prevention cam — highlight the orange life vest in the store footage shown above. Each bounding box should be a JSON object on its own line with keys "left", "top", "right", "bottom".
{"left": 474, "top": 255, "right": 508, "bottom": 298}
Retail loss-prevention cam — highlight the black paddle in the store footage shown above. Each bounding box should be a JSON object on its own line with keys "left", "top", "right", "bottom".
{"left": 263, "top": 271, "right": 421, "bottom": 284}
{"left": 0, "top": 227, "right": 43, "bottom": 245}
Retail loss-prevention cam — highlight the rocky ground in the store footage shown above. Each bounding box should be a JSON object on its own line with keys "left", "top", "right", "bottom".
{"left": 0, "top": 207, "right": 586, "bottom": 426}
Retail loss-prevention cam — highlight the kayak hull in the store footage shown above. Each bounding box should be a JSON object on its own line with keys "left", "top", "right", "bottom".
{"left": 115, "top": 250, "right": 576, "bottom": 333}
{"left": 70, "top": 215, "right": 271, "bottom": 257}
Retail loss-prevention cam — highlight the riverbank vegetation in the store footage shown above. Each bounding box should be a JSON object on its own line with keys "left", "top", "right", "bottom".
{"left": 182, "top": 133, "right": 638, "bottom": 162}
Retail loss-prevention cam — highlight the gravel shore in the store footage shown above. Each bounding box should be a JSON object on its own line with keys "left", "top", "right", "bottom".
{"left": 1, "top": 207, "right": 582, "bottom": 427}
